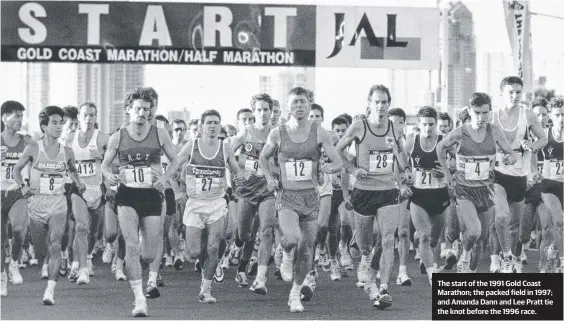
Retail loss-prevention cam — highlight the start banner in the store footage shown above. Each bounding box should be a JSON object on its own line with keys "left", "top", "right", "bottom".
{"left": 1, "top": 1, "right": 439, "bottom": 69}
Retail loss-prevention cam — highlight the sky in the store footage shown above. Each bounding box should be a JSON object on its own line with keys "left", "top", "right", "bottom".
{"left": 1, "top": 0, "right": 563, "bottom": 127}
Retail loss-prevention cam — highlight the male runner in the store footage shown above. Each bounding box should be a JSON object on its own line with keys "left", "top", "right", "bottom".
{"left": 336, "top": 85, "right": 411, "bottom": 309}
{"left": 231, "top": 94, "right": 277, "bottom": 294}
{"left": 64, "top": 102, "right": 109, "bottom": 284}
{"left": 490, "top": 77, "right": 547, "bottom": 273}
{"left": 102, "top": 88, "right": 176, "bottom": 317}
{"left": 260, "top": 87, "right": 342, "bottom": 313}
{"left": 270, "top": 100, "right": 282, "bottom": 127}
{"left": 13, "top": 106, "right": 85, "bottom": 305}
{"left": 437, "top": 93, "right": 519, "bottom": 273}
{"left": 155, "top": 109, "right": 243, "bottom": 303}
{"left": 1, "top": 101, "right": 33, "bottom": 292}
{"left": 188, "top": 119, "right": 200, "bottom": 140}
{"left": 437, "top": 112, "right": 452, "bottom": 135}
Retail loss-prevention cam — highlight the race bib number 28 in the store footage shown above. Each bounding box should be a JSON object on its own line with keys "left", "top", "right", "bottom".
{"left": 124, "top": 166, "right": 152, "bottom": 188}
{"left": 285, "top": 160, "right": 312, "bottom": 181}
{"left": 369, "top": 151, "right": 393, "bottom": 174}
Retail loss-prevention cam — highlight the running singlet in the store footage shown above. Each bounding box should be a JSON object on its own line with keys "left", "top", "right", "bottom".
{"left": 157, "top": 120, "right": 172, "bottom": 188}
{"left": 355, "top": 119, "right": 399, "bottom": 191}
{"left": 72, "top": 130, "right": 102, "bottom": 186}
{"left": 411, "top": 135, "right": 446, "bottom": 190}
{"left": 492, "top": 107, "right": 528, "bottom": 176}
{"left": 542, "top": 128, "right": 563, "bottom": 182}
{"left": 117, "top": 126, "right": 162, "bottom": 189}
{"left": 185, "top": 139, "right": 226, "bottom": 200}
{"left": 278, "top": 122, "right": 321, "bottom": 190}
{"left": 1, "top": 135, "right": 29, "bottom": 191}
{"left": 455, "top": 124, "right": 496, "bottom": 187}
{"left": 29, "top": 140, "right": 67, "bottom": 195}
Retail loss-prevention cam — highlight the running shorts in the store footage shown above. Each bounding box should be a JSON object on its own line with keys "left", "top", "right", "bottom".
{"left": 1, "top": 189, "right": 25, "bottom": 221}
{"left": 183, "top": 197, "right": 227, "bottom": 229}
{"left": 525, "top": 182, "right": 543, "bottom": 206}
{"left": 408, "top": 187, "right": 450, "bottom": 215}
{"left": 494, "top": 170, "right": 527, "bottom": 202}
{"left": 541, "top": 179, "right": 563, "bottom": 209}
{"left": 276, "top": 188, "right": 319, "bottom": 222}
{"left": 28, "top": 194, "right": 67, "bottom": 225}
{"left": 317, "top": 174, "right": 333, "bottom": 198}
{"left": 455, "top": 184, "right": 494, "bottom": 213}
{"left": 236, "top": 174, "right": 274, "bottom": 206}
{"left": 115, "top": 185, "right": 163, "bottom": 218}
{"left": 165, "top": 188, "right": 176, "bottom": 215}
{"left": 350, "top": 188, "right": 399, "bottom": 217}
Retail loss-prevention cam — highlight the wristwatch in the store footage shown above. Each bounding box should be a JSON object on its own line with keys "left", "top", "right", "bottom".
{"left": 19, "top": 183, "right": 26, "bottom": 189}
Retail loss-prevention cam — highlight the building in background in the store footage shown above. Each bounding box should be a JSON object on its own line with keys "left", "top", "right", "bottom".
{"left": 258, "top": 68, "right": 315, "bottom": 118}
{"left": 77, "top": 64, "right": 144, "bottom": 132}
{"left": 22, "top": 63, "right": 49, "bottom": 132}
{"left": 168, "top": 108, "right": 191, "bottom": 123}
{"left": 477, "top": 52, "right": 513, "bottom": 108}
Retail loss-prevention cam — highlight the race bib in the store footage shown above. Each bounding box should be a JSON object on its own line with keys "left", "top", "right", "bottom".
{"left": 76, "top": 160, "right": 96, "bottom": 177}
{"left": 285, "top": 160, "right": 312, "bottom": 181}
{"left": 369, "top": 151, "right": 393, "bottom": 174}
{"left": 414, "top": 169, "right": 442, "bottom": 189}
{"left": 194, "top": 177, "right": 221, "bottom": 195}
{"left": 549, "top": 160, "right": 563, "bottom": 179}
{"left": 245, "top": 158, "right": 262, "bottom": 175}
{"left": 497, "top": 151, "right": 523, "bottom": 169}
{"left": 39, "top": 173, "right": 64, "bottom": 195}
{"left": 186, "top": 165, "right": 225, "bottom": 196}
{"left": 464, "top": 160, "right": 490, "bottom": 181}
{"left": 123, "top": 165, "right": 152, "bottom": 188}
{"left": 1, "top": 162, "right": 15, "bottom": 182}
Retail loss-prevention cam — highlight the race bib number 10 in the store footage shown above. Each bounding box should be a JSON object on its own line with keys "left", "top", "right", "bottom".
{"left": 285, "top": 160, "right": 312, "bottom": 181}
{"left": 124, "top": 166, "right": 152, "bottom": 188}
{"left": 39, "top": 173, "right": 64, "bottom": 195}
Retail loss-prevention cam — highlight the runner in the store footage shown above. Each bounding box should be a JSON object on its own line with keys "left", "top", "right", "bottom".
{"left": 490, "top": 77, "right": 547, "bottom": 273}
{"left": 437, "top": 112, "right": 453, "bottom": 135}
{"left": 436, "top": 93, "right": 519, "bottom": 273}
{"left": 12, "top": 106, "right": 85, "bottom": 305}
{"left": 259, "top": 87, "right": 342, "bottom": 312}
{"left": 188, "top": 120, "right": 200, "bottom": 140}
{"left": 231, "top": 94, "right": 277, "bottom": 294}
{"left": 101, "top": 88, "right": 177, "bottom": 316}
{"left": 1, "top": 101, "right": 34, "bottom": 293}
{"left": 336, "top": 85, "right": 411, "bottom": 309}
{"left": 155, "top": 109, "right": 243, "bottom": 303}
{"left": 270, "top": 100, "right": 282, "bottom": 127}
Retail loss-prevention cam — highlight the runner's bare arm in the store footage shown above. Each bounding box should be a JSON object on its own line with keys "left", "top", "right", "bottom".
{"left": 101, "top": 131, "right": 120, "bottom": 180}
{"left": 336, "top": 121, "right": 362, "bottom": 174}
{"left": 224, "top": 140, "right": 242, "bottom": 177}
{"left": 436, "top": 128, "right": 463, "bottom": 173}
{"left": 230, "top": 129, "right": 247, "bottom": 152}
{"left": 526, "top": 110, "right": 548, "bottom": 152}
{"left": 259, "top": 128, "right": 280, "bottom": 183}
{"left": 160, "top": 138, "right": 193, "bottom": 182}
{"left": 12, "top": 143, "right": 36, "bottom": 186}
{"left": 22, "top": 135, "right": 36, "bottom": 145}
{"left": 65, "top": 147, "right": 84, "bottom": 189}
{"left": 318, "top": 127, "right": 342, "bottom": 173}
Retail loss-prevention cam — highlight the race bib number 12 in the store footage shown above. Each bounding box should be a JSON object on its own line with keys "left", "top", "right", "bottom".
{"left": 285, "top": 160, "right": 312, "bottom": 181}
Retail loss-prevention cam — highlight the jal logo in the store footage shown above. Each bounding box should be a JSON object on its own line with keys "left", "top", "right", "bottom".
{"left": 245, "top": 143, "right": 253, "bottom": 152}
{"left": 327, "top": 12, "right": 421, "bottom": 61}
{"left": 385, "top": 137, "right": 395, "bottom": 148}
{"left": 508, "top": 1, "right": 525, "bottom": 10}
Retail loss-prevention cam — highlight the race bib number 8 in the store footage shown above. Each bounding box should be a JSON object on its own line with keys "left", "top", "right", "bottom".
{"left": 124, "top": 166, "right": 152, "bottom": 188}
{"left": 245, "top": 159, "right": 262, "bottom": 175}
{"left": 369, "top": 151, "right": 393, "bottom": 174}
{"left": 76, "top": 160, "right": 96, "bottom": 177}
{"left": 549, "top": 160, "right": 563, "bottom": 179}
{"left": 39, "top": 173, "right": 64, "bottom": 195}
{"left": 464, "top": 160, "right": 490, "bottom": 181}
{"left": 414, "top": 169, "right": 441, "bottom": 189}
{"left": 285, "top": 160, "right": 312, "bottom": 181}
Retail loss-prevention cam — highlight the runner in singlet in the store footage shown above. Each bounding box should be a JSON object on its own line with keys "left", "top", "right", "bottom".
{"left": 155, "top": 109, "right": 243, "bottom": 304}
{"left": 102, "top": 88, "right": 176, "bottom": 317}
{"left": 437, "top": 93, "right": 519, "bottom": 273}
{"left": 1, "top": 101, "right": 34, "bottom": 294}
{"left": 270, "top": 100, "right": 281, "bottom": 127}
{"left": 490, "top": 77, "right": 547, "bottom": 273}
{"left": 260, "top": 87, "right": 342, "bottom": 313}
{"left": 405, "top": 107, "right": 450, "bottom": 284}
{"left": 63, "top": 102, "right": 109, "bottom": 285}
{"left": 336, "top": 85, "right": 411, "bottom": 309}
{"left": 541, "top": 97, "right": 563, "bottom": 272}
{"left": 231, "top": 94, "right": 277, "bottom": 294}
{"left": 12, "top": 106, "right": 85, "bottom": 305}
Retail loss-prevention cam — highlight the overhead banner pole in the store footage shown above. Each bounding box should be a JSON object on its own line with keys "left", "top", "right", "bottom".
{"left": 503, "top": 0, "right": 533, "bottom": 95}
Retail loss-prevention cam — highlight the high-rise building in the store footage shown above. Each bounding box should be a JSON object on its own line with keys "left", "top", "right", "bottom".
{"left": 77, "top": 64, "right": 144, "bottom": 132}
{"left": 168, "top": 108, "right": 191, "bottom": 123}
{"left": 478, "top": 52, "right": 514, "bottom": 108}
{"left": 446, "top": 2, "right": 476, "bottom": 114}
{"left": 22, "top": 63, "right": 49, "bottom": 132}
{"left": 258, "top": 68, "right": 315, "bottom": 118}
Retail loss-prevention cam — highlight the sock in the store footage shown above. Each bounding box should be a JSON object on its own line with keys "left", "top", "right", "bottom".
{"left": 257, "top": 265, "right": 267, "bottom": 278}
{"left": 426, "top": 267, "right": 435, "bottom": 275}
{"left": 361, "top": 254, "right": 370, "bottom": 264}
{"left": 130, "top": 279, "right": 144, "bottom": 301}
{"left": 380, "top": 283, "right": 388, "bottom": 291}
{"left": 47, "top": 280, "right": 56, "bottom": 292}
{"left": 116, "top": 258, "right": 124, "bottom": 270}
{"left": 71, "top": 261, "right": 79, "bottom": 270}
{"left": 502, "top": 251, "right": 512, "bottom": 258}
{"left": 148, "top": 271, "right": 158, "bottom": 284}
{"left": 433, "top": 263, "right": 438, "bottom": 270}
{"left": 87, "top": 254, "right": 93, "bottom": 260}
{"left": 461, "top": 249, "right": 471, "bottom": 261}
{"left": 61, "top": 250, "right": 68, "bottom": 260}
{"left": 399, "top": 265, "right": 407, "bottom": 275}
{"left": 201, "top": 278, "right": 212, "bottom": 292}
{"left": 291, "top": 282, "right": 303, "bottom": 295}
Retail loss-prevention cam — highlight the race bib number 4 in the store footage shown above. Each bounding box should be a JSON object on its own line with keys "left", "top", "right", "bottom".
{"left": 549, "top": 160, "right": 563, "bottom": 179}
{"left": 464, "top": 160, "right": 490, "bottom": 181}
{"left": 414, "top": 169, "right": 442, "bottom": 189}
{"left": 123, "top": 166, "right": 152, "bottom": 188}
{"left": 245, "top": 158, "right": 262, "bottom": 175}
{"left": 76, "top": 160, "right": 96, "bottom": 177}
{"left": 369, "top": 151, "right": 393, "bottom": 174}
{"left": 39, "top": 173, "right": 64, "bottom": 195}
{"left": 285, "top": 160, "right": 312, "bottom": 181}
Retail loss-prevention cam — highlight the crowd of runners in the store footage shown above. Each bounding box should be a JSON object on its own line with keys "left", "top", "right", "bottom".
{"left": 1, "top": 75, "right": 562, "bottom": 317}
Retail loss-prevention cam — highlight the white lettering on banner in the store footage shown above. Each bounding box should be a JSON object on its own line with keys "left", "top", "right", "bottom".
{"left": 59, "top": 48, "right": 102, "bottom": 61}
{"left": 107, "top": 49, "right": 179, "bottom": 62}
{"left": 78, "top": 4, "right": 109, "bottom": 45}
{"left": 139, "top": 5, "right": 172, "bottom": 46}
{"left": 264, "top": 7, "right": 297, "bottom": 48}
{"left": 183, "top": 50, "right": 217, "bottom": 63}
{"left": 223, "top": 51, "right": 294, "bottom": 64}
{"left": 203, "top": 6, "right": 234, "bottom": 47}
{"left": 17, "top": 47, "right": 52, "bottom": 60}
{"left": 18, "top": 3, "right": 47, "bottom": 44}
